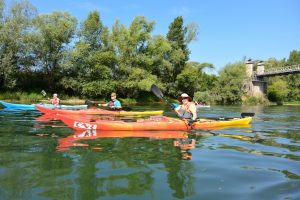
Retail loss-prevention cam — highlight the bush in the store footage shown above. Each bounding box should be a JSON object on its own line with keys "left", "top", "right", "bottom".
{"left": 193, "top": 91, "right": 214, "bottom": 104}
{"left": 243, "top": 96, "right": 269, "bottom": 105}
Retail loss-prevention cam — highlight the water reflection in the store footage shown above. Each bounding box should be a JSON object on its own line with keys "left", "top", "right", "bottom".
{"left": 0, "top": 105, "right": 300, "bottom": 199}
{"left": 56, "top": 129, "right": 191, "bottom": 152}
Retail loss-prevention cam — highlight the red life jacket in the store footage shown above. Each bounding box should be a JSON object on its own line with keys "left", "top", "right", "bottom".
{"left": 108, "top": 100, "right": 121, "bottom": 111}
{"left": 51, "top": 97, "right": 60, "bottom": 105}
{"left": 108, "top": 101, "right": 114, "bottom": 107}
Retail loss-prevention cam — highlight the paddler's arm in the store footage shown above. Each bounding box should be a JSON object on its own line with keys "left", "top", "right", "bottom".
{"left": 174, "top": 105, "right": 181, "bottom": 116}
{"left": 98, "top": 102, "right": 108, "bottom": 107}
{"left": 113, "top": 100, "right": 122, "bottom": 110}
{"left": 189, "top": 103, "right": 197, "bottom": 121}
{"left": 186, "top": 103, "right": 197, "bottom": 126}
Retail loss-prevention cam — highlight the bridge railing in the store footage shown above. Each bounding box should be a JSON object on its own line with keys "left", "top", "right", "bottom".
{"left": 262, "top": 64, "right": 300, "bottom": 75}
{"left": 252, "top": 72, "right": 267, "bottom": 81}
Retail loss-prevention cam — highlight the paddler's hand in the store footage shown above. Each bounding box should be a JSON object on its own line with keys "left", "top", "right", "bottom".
{"left": 187, "top": 119, "right": 196, "bottom": 126}
{"left": 170, "top": 103, "right": 176, "bottom": 110}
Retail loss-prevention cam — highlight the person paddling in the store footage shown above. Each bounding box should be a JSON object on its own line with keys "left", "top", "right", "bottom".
{"left": 98, "top": 92, "right": 122, "bottom": 111}
{"left": 50, "top": 93, "right": 60, "bottom": 107}
{"left": 174, "top": 93, "right": 197, "bottom": 125}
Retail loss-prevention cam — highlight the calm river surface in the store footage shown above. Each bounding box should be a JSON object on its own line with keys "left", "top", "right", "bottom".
{"left": 0, "top": 104, "right": 299, "bottom": 200}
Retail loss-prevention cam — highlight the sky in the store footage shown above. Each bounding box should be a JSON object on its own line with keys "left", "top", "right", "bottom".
{"left": 7, "top": 0, "right": 300, "bottom": 73}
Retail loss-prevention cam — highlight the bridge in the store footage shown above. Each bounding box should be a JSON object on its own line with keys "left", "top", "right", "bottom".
{"left": 257, "top": 64, "right": 300, "bottom": 77}
{"left": 243, "top": 61, "right": 300, "bottom": 97}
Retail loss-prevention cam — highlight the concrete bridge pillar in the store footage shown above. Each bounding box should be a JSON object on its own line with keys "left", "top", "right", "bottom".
{"left": 242, "top": 60, "right": 267, "bottom": 99}
{"left": 252, "top": 61, "right": 266, "bottom": 97}
{"left": 245, "top": 59, "right": 253, "bottom": 78}
{"left": 257, "top": 61, "right": 265, "bottom": 75}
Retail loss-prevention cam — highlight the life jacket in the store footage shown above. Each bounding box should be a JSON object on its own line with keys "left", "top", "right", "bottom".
{"left": 178, "top": 102, "right": 194, "bottom": 119}
{"left": 108, "top": 101, "right": 114, "bottom": 107}
{"left": 51, "top": 97, "right": 60, "bottom": 106}
{"left": 108, "top": 100, "right": 121, "bottom": 111}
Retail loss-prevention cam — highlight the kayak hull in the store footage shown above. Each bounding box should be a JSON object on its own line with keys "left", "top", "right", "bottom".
{"left": 57, "top": 114, "right": 253, "bottom": 131}
{"left": 0, "top": 101, "right": 87, "bottom": 110}
{"left": 35, "top": 105, "right": 164, "bottom": 116}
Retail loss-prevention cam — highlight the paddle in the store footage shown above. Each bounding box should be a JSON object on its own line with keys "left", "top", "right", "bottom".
{"left": 85, "top": 100, "right": 132, "bottom": 111}
{"left": 151, "top": 84, "right": 194, "bottom": 127}
{"left": 151, "top": 84, "right": 176, "bottom": 110}
{"left": 41, "top": 90, "right": 50, "bottom": 100}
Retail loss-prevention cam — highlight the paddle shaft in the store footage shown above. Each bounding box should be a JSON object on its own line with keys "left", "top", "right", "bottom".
{"left": 151, "top": 84, "right": 193, "bottom": 128}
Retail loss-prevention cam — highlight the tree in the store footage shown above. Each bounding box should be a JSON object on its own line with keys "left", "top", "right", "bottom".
{"left": 147, "top": 35, "right": 172, "bottom": 83}
{"left": 175, "top": 61, "right": 214, "bottom": 96}
{"left": 34, "top": 11, "right": 77, "bottom": 91}
{"left": 61, "top": 11, "right": 115, "bottom": 97}
{"left": 0, "top": 0, "right": 37, "bottom": 90}
{"left": 286, "top": 50, "right": 300, "bottom": 101}
{"left": 213, "top": 61, "right": 247, "bottom": 104}
{"left": 267, "top": 78, "right": 289, "bottom": 105}
{"left": 166, "top": 16, "right": 189, "bottom": 82}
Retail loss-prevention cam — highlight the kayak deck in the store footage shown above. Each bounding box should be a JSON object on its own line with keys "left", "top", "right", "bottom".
{"left": 35, "top": 105, "right": 164, "bottom": 116}
{"left": 0, "top": 101, "right": 88, "bottom": 110}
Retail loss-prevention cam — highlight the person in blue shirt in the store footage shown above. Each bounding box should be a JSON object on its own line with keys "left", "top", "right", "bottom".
{"left": 99, "top": 92, "right": 122, "bottom": 110}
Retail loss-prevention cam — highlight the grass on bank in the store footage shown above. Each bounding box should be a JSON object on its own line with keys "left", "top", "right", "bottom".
{"left": 0, "top": 92, "right": 85, "bottom": 104}
{"left": 284, "top": 101, "right": 300, "bottom": 105}
{"left": 1, "top": 92, "right": 299, "bottom": 106}
{"left": 0, "top": 91, "right": 161, "bottom": 104}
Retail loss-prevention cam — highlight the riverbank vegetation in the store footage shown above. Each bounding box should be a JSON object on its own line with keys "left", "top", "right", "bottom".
{"left": 0, "top": 0, "right": 299, "bottom": 105}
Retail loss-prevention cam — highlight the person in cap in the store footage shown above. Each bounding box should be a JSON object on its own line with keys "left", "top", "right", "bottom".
{"left": 98, "top": 92, "right": 122, "bottom": 111}
{"left": 174, "top": 93, "right": 197, "bottom": 124}
{"left": 50, "top": 93, "right": 60, "bottom": 106}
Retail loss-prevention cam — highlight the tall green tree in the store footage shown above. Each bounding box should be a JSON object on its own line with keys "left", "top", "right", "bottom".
{"left": 61, "top": 11, "right": 115, "bottom": 97}
{"left": 164, "top": 16, "right": 198, "bottom": 96}
{"left": 147, "top": 35, "right": 172, "bottom": 86}
{"left": 166, "top": 16, "right": 189, "bottom": 82}
{"left": 34, "top": 11, "right": 77, "bottom": 91}
{"left": 0, "top": 0, "right": 37, "bottom": 90}
{"left": 111, "top": 16, "right": 157, "bottom": 96}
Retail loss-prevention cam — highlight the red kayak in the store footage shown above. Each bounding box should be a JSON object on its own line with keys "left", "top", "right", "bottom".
{"left": 56, "top": 114, "right": 253, "bottom": 131}
{"left": 35, "top": 105, "right": 164, "bottom": 116}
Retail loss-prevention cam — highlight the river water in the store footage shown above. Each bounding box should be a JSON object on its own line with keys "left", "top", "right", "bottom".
{"left": 0, "top": 105, "right": 299, "bottom": 200}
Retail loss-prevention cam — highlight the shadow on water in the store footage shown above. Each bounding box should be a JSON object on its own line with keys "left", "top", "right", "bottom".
{"left": 0, "top": 105, "right": 299, "bottom": 199}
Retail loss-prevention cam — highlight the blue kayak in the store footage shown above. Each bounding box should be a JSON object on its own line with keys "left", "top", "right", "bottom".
{"left": 0, "top": 101, "right": 88, "bottom": 110}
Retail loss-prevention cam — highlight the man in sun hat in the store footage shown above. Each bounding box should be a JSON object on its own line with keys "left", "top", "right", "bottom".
{"left": 174, "top": 93, "right": 197, "bottom": 125}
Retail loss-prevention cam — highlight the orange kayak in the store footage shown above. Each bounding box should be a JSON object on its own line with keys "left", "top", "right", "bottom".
{"left": 56, "top": 114, "right": 253, "bottom": 131}
{"left": 35, "top": 105, "right": 164, "bottom": 116}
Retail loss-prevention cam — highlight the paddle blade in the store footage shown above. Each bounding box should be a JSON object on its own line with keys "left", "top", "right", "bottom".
{"left": 151, "top": 84, "right": 164, "bottom": 99}
{"left": 241, "top": 112, "right": 255, "bottom": 118}
{"left": 85, "top": 100, "right": 96, "bottom": 109}
{"left": 41, "top": 90, "right": 47, "bottom": 97}
{"left": 122, "top": 107, "right": 132, "bottom": 111}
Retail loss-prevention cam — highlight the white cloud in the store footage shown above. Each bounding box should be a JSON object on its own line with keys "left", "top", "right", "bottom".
{"left": 72, "top": 1, "right": 112, "bottom": 13}
{"left": 172, "top": 6, "right": 190, "bottom": 16}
